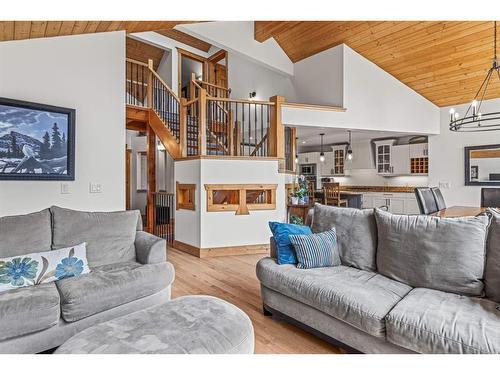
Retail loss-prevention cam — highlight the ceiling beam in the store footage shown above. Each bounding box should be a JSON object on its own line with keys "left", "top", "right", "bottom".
{"left": 156, "top": 29, "right": 212, "bottom": 52}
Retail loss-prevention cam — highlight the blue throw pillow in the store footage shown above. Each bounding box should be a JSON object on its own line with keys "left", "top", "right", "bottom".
{"left": 269, "top": 222, "right": 312, "bottom": 265}
{"left": 289, "top": 229, "right": 341, "bottom": 269}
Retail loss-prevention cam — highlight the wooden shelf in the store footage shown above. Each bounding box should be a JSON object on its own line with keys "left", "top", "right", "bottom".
{"left": 176, "top": 182, "right": 196, "bottom": 210}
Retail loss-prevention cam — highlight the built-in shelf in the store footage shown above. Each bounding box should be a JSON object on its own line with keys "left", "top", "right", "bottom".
{"left": 176, "top": 182, "right": 196, "bottom": 211}
{"left": 204, "top": 184, "right": 277, "bottom": 215}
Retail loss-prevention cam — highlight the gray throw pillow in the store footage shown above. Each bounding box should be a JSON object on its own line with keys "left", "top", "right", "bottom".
{"left": 312, "top": 203, "right": 377, "bottom": 271}
{"left": 375, "top": 208, "right": 489, "bottom": 296}
{"left": 50, "top": 206, "right": 141, "bottom": 267}
{"left": 485, "top": 208, "right": 500, "bottom": 303}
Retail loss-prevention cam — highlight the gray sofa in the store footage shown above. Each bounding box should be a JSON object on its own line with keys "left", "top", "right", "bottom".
{"left": 257, "top": 204, "right": 500, "bottom": 354}
{"left": 0, "top": 206, "right": 175, "bottom": 354}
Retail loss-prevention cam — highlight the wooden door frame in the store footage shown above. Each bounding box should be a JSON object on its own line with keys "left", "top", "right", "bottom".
{"left": 177, "top": 48, "right": 207, "bottom": 97}
{"left": 207, "top": 49, "right": 229, "bottom": 88}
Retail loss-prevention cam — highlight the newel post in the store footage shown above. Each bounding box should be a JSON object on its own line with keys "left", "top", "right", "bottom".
{"left": 147, "top": 59, "right": 154, "bottom": 108}
{"left": 269, "top": 95, "right": 285, "bottom": 160}
{"left": 198, "top": 88, "right": 207, "bottom": 155}
{"left": 179, "top": 98, "right": 188, "bottom": 157}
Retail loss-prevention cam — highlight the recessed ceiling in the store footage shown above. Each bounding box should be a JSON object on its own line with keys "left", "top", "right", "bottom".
{"left": 255, "top": 21, "right": 500, "bottom": 107}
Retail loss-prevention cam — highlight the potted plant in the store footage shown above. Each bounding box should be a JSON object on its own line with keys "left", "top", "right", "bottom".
{"left": 291, "top": 175, "right": 308, "bottom": 205}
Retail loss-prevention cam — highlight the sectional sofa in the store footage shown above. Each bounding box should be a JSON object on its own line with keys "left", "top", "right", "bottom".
{"left": 256, "top": 204, "right": 500, "bottom": 354}
{"left": 0, "top": 206, "right": 174, "bottom": 354}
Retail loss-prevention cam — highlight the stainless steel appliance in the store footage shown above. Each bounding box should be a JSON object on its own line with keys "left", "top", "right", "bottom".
{"left": 300, "top": 164, "right": 316, "bottom": 175}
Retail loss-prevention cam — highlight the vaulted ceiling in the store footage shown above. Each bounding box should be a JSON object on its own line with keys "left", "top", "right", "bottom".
{"left": 255, "top": 21, "right": 500, "bottom": 107}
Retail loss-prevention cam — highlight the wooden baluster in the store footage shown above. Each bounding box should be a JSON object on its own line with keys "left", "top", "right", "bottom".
{"left": 147, "top": 59, "right": 154, "bottom": 109}
{"left": 146, "top": 124, "right": 156, "bottom": 233}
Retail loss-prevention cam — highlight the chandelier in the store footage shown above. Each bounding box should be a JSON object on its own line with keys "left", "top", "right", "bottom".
{"left": 449, "top": 21, "right": 500, "bottom": 132}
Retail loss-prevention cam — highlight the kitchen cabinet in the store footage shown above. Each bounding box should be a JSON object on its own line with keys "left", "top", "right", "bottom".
{"left": 298, "top": 152, "right": 319, "bottom": 165}
{"left": 319, "top": 151, "right": 335, "bottom": 176}
{"left": 375, "top": 140, "right": 428, "bottom": 176}
{"left": 361, "top": 192, "right": 419, "bottom": 214}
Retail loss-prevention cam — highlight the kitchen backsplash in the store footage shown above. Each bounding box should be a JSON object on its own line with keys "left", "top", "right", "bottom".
{"left": 332, "top": 168, "right": 429, "bottom": 187}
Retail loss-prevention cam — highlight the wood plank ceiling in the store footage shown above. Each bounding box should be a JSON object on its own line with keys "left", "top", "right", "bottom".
{"left": 0, "top": 21, "right": 211, "bottom": 54}
{"left": 255, "top": 21, "right": 500, "bottom": 107}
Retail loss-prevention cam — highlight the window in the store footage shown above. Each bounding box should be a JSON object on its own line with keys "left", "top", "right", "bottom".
{"left": 176, "top": 182, "right": 196, "bottom": 210}
{"left": 204, "top": 184, "right": 277, "bottom": 215}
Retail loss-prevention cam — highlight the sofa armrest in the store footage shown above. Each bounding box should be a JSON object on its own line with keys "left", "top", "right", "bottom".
{"left": 135, "top": 231, "right": 167, "bottom": 264}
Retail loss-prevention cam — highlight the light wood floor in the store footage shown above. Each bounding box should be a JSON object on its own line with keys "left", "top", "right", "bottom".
{"left": 168, "top": 247, "right": 344, "bottom": 354}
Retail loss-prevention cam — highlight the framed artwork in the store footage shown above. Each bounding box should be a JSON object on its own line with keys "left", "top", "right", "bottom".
{"left": 0, "top": 97, "right": 75, "bottom": 180}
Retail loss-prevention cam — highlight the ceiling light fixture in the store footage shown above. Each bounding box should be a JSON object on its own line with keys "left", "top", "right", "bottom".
{"left": 295, "top": 137, "right": 299, "bottom": 164}
{"left": 449, "top": 21, "right": 500, "bottom": 132}
{"left": 346, "top": 131, "right": 353, "bottom": 161}
{"left": 319, "top": 133, "right": 325, "bottom": 163}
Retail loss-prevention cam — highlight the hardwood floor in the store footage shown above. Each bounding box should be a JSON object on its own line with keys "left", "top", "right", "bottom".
{"left": 168, "top": 247, "right": 344, "bottom": 354}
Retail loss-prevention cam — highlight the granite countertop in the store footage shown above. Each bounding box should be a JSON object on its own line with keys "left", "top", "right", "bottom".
{"left": 340, "top": 185, "right": 416, "bottom": 193}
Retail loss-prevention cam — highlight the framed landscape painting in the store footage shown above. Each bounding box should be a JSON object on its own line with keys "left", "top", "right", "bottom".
{"left": 0, "top": 97, "right": 75, "bottom": 180}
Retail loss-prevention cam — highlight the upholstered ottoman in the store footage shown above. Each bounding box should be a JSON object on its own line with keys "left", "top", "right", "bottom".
{"left": 55, "top": 295, "right": 254, "bottom": 354}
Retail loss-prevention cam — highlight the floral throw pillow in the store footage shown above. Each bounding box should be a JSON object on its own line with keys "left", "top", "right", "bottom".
{"left": 0, "top": 243, "right": 90, "bottom": 293}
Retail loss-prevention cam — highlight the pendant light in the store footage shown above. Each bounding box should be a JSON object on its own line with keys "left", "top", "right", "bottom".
{"left": 449, "top": 21, "right": 500, "bottom": 132}
{"left": 319, "top": 133, "right": 325, "bottom": 163}
{"left": 346, "top": 130, "right": 353, "bottom": 161}
{"left": 295, "top": 137, "right": 299, "bottom": 164}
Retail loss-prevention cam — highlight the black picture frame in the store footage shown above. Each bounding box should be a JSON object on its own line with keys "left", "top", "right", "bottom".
{"left": 0, "top": 97, "right": 75, "bottom": 181}
{"left": 464, "top": 143, "right": 500, "bottom": 186}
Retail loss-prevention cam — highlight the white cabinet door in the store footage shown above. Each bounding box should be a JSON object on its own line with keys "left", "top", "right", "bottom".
{"left": 373, "top": 197, "right": 388, "bottom": 208}
{"left": 362, "top": 194, "right": 374, "bottom": 209}
{"left": 375, "top": 140, "right": 394, "bottom": 175}
{"left": 391, "top": 145, "right": 410, "bottom": 175}
{"left": 389, "top": 198, "right": 406, "bottom": 214}
{"left": 405, "top": 197, "right": 420, "bottom": 214}
{"left": 319, "top": 152, "right": 334, "bottom": 176}
{"left": 409, "top": 143, "right": 428, "bottom": 158}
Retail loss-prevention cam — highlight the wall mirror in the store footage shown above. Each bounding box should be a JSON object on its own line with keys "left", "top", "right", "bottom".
{"left": 465, "top": 144, "right": 500, "bottom": 186}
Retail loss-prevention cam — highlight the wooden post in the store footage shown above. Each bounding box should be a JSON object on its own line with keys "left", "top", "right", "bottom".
{"left": 198, "top": 88, "right": 207, "bottom": 155}
{"left": 269, "top": 95, "right": 285, "bottom": 159}
{"left": 179, "top": 97, "right": 187, "bottom": 157}
{"left": 235, "top": 121, "right": 241, "bottom": 156}
{"left": 228, "top": 109, "right": 234, "bottom": 156}
{"left": 146, "top": 124, "right": 156, "bottom": 233}
{"left": 290, "top": 127, "right": 297, "bottom": 173}
{"left": 147, "top": 59, "right": 154, "bottom": 108}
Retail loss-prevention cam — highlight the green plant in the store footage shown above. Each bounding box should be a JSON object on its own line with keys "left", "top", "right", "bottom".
{"left": 293, "top": 175, "right": 308, "bottom": 199}
{"left": 290, "top": 215, "right": 303, "bottom": 225}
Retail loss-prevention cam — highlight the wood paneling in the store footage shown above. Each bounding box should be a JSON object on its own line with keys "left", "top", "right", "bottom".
{"left": 168, "top": 247, "right": 342, "bottom": 353}
{"left": 254, "top": 21, "right": 500, "bottom": 107}
{"left": 156, "top": 29, "right": 211, "bottom": 52}
{"left": 126, "top": 37, "right": 164, "bottom": 70}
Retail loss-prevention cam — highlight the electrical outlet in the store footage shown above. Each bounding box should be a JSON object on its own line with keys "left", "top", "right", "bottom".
{"left": 439, "top": 182, "right": 451, "bottom": 189}
{"left": 89, "top": 183, "right": 103, "bottom": 193}
{"left": 61, "top": 183, "right": 70, "bottom": 194}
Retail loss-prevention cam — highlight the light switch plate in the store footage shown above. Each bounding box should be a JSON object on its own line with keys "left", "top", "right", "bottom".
{"left": 89, "top": 183, "right": 103, "bottom": 193}
{"left": 61, "top": 183, "right": 70, "bottom": 194}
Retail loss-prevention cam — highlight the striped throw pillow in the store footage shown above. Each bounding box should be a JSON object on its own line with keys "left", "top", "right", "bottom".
{"left": 289, "top": 229, "right": 340, "bottom": 269}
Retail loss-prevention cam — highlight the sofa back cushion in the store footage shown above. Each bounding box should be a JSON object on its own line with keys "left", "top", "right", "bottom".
{"left": 311, "top": 204, "right": 377, "bottom": 271}
{"left": 50, "top": 206, "right": 140, "bottom": 267}
{"left": 375, "top": 208, "right": 489, "bottom": 296}
{"left": 0, "top": 209, "right": 52, "bottom": 258}
{"left": 485, "top": 208, "right": 500, "bottom": 303}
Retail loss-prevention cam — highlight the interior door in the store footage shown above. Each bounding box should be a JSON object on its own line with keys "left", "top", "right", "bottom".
{"left": 206, "top": 50, "right": 229, "bottom": 96}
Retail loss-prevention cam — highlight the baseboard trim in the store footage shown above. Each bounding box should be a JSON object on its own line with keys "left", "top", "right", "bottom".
{"left": 172, "top": 240, "right": 269, "bottom": 258}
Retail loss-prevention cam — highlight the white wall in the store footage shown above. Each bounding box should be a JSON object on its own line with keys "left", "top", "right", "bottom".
{"left": 282, "top": 45, "right": 440, "bottom": 135}
{"left": 293, "top": 45, "right": 344, "bottom": 107}
{"left": 429, "top": 98, "right": 500, "bottom": 207}
{"left": 199, "top": 159, "right": 286, "bottom": 248}
{"left": 157, "top": 50, "right": 172, "bottom": 87}
{"left": 0, "top": 32, "right": 125, "bottom": 216}
{"left": 177, "top": 21, "right": 294, "bottom": 76}
{"left": 228, "top": 52, "right": 297, "bottom": 102}
{"left": 174, "top": 159, "right": 201, "bottom": 247}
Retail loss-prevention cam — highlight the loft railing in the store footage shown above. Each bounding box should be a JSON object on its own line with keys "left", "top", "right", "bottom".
{"left": 125, "top": 58, "right": 287, "bottom": 162}
{"left": 151, "top": 192, "right": 174, "bottom": 244}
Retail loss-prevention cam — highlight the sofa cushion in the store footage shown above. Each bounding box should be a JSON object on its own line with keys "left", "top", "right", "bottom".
{"left": 0, "top": 209, "right": 52, "bottom": 258}
{"left": 256, "top": 257, "right": 412, "bottom": 337}
{"left": 56, "top": 261, "right": 175, "bottom": 322}
{"left": 485, "top": 208, "right": 500, "bottom": 303}
{"left": 269, "top": 222, "right": 312, "bottom": 265}
{"left": 0, "top": 283, "right": 60, "bottom": 341}
{"left": 311, "top": 204, "right": 377, "bottom": 271}
{"left": 386, "top": 288, "right": 500, "bottom": 354}
{"left": 375, "top": 208, "right": 488, "bottom": 296}
{"left": 50, "top": 206, "right": 141, "bottom": 267}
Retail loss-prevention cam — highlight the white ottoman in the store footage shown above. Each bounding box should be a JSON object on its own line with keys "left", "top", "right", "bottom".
{"left": 55, "top": 295, "right": 254, "bottom": 354}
